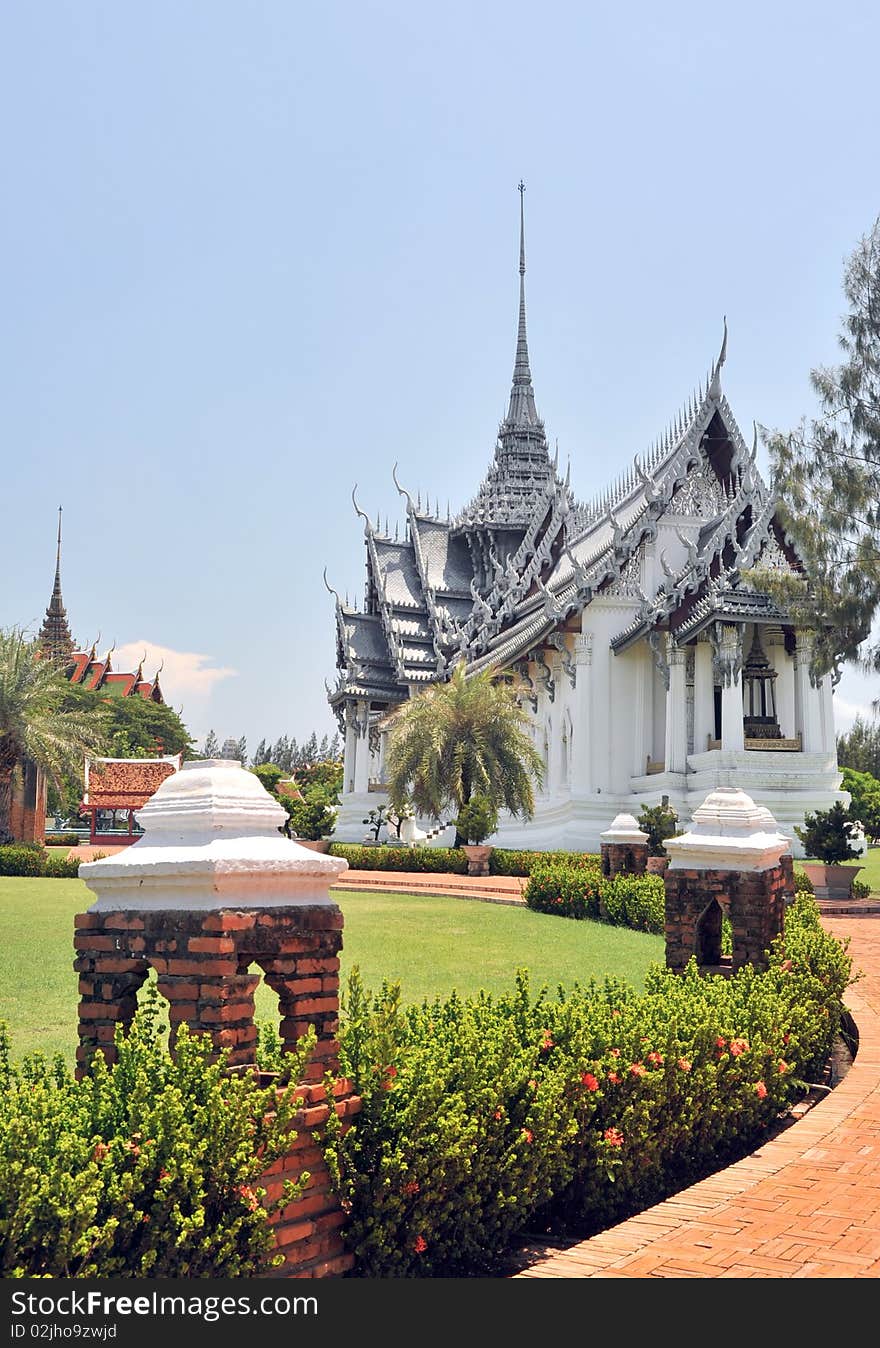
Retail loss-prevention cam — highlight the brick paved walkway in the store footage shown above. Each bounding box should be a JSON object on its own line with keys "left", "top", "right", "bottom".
{"left": 511, "top": 914, "right": 880, "bottom": 1278}
{"left": 331, "top": 869, "right": 527, "bottom": 905}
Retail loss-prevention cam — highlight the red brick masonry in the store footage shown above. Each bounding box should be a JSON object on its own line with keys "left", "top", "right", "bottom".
{"left": 74, "top": 903, "right": 358, "bottom": 1278}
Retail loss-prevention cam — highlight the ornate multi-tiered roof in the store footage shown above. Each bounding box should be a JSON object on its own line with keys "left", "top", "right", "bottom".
{"left": 328, "top": 190, "right": 803, "bottom": 729}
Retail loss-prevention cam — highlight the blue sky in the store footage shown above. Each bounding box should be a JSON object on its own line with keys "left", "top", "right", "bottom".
{"left": 2, "top": 1, "right": 878, "bottom": 751}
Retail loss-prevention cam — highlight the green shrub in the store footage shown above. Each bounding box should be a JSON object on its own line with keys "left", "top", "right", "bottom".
{"left": 525, "top": 868, "right": 665, "bottom": 935}
{"left": 851, "top": 877, "right": 872, "bottom": 900}
{"left": 796, "top": 802, "right": 860, "bottom": 864}
{"left": 604, "top": 874, "right": 665, "bottom": 934}
{"left": 44, "top": 832, "right": 81, "bottom": 847}
{"left": 453, "top": 794, "right": 498, "bottom": 845}
{"left": 0, "top": 989, "right": 314, "bottom": 1278}
{"left": 329, "top": 893, "right": 850, "bottom": 1276}
{"left": 490, "top": 848, "right": 602, "bottom": 877}
{"left": 328, "top": 844, "right": 468, "bottom": 874}
{"left": 793, "top": 868, "right": 815, "bottom": 895}
{"left": 43, "top": 852, "right": 82, "bottom": 879}
{"left": 524, "top": 865, "right": 603, "bottom": 919}
{"left": 0, "top": 845, "right": 45, "bottom": 877}
{"left": 637, "top": 803, "right": 680, "bottom": 857}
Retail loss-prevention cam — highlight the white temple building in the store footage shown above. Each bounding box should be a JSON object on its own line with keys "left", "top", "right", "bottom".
{"left": 326, "top": 188, "right": 846, "bottom": 855}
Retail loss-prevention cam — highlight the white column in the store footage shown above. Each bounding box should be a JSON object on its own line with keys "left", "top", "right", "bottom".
{"left": 631, "top": 646, "right": 649, "bottom": 778}
{"left": 693, "top": 639, "right": 715, "bottom": 754}
{"left": 352, "top": 700, "right": 371, "bottom": 793}
{"left": 795, "top": 630, "right": 823, "bottom": 752}
{"left": 548, "top": 656, "right": 565, "bottom": 795}
{"left": 591, "top": 640, "right": 611, "bottom": 793}
{"left": 665, "top": 641, "right": 688, "bottom": 774}
{"left": 719, "top": 626, "right": 745, "bottom": 751}
{"left": 772, "top": 638, "right": 796, "bottom": 741}
{"left": 572, "top": 633, "right": 593, "bottom": 794}
{"left": 343, "top": 706, "right": 358, "bottom": 795}
{"left": 820, "top": 674, "right": 835, "bottom": 755}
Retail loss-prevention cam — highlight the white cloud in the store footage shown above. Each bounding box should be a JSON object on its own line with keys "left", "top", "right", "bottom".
{"left": 114, "top": 640, "right": 237, "bottom": 703}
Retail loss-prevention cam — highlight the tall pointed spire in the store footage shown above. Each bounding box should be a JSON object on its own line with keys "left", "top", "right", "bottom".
{"left": 39, "top": 507, "right": 75, "bottom": 662}
{"left": 505, "top": 181, "right": 539, "bottom": 430}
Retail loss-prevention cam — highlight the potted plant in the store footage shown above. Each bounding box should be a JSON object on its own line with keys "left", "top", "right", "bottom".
{"left": 796, "top": 802, "right": 862, "bottom": 900}
{"left": 637, "top": 801, "right": 680, "bottom": 875}
{"left": 454, "top": 794, "right": 498, "bottom": 876}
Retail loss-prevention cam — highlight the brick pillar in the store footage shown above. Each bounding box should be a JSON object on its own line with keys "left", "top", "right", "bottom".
{"left": 663, "top": 786, "right": 792, "bottom": 974}
{"left": 74, "top": 759, "right": 358, "bottom": 1278}
{"left": 599, "top": 813, "right": 650, "bottom": 877}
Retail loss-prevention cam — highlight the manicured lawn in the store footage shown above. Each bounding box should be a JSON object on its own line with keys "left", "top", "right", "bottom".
{"left": 0, "top": 878, "right": 663, "bottom": 1062}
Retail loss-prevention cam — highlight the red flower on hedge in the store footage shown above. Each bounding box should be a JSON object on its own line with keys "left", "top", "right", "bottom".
{"left": 608, "top": 1071, "right": 622, "bottom": 1085}
{"left": 581, "top": 1072, "right": 599, "bottom": 1092}
{"left": 781, "top": 958, "right": 793, "bottom": 972}
{"left": 715, "top": 1036, "right": 727, "bottom": 1051}
{"left": 493, "top": 1108, "right": 503, "bottom": 1120}
{"left": 522, "top": 1129, "right": 534, "bottom": 1144}
{"left": 677, "top": 1058, "right": 691, "bottom": 1072}
{"left": 92, "top": 1142, "right": 109, "bottom": 1162}
{"left": 414, "top": 1235, "right": 428, "bottom": 1253}
{"left": 646, "top": 1051, "right": 663, "bottom": 1067}
{"left": 609, "top": 1047, "right": 621, "bottom": 1058}
{"left": 629, "top": 1062, "right": 647, "bottom": 1077}
{"left": 540, "top": 1034, "right": 554, "bottom": 1051}
{"left": 729, "top": 1038, "right": 749, "bottom": 1057}
{"left": 755, "top": 1081, "right": 768, "bottom": 1099}
{"left": 603, "top": 1127, "right": 624, "bottom": 1147}
{"left": 403, "top": 1180, "right": 420, "bottom": 1196}
{"left": 778, "top": 1060, "right": 790, "bottom": 1074}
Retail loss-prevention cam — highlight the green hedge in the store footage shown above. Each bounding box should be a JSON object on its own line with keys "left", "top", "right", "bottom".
{"left": 329, "top": 893, "right": 851, "bottom": 1276}
{"left": 0, "top": 845, "right": 80, "bottom": 878}
{"left": 490, "top": 848, "right": 602, "bottom": 877}
{"left": 0, "top": 990, "right": 313, "bottom": 1277}
{"left": 525, "top": 867, "right": 665, "bottom": 934}
{"left": 793, "top": 869, "right": 815, "bottom": 895}
{"left": 0, "top": 846, "right": 45, "bottom": 877}
{"left": 45, "top": 833, "right": 82, "bottom": 847}
{"left": 328, "top": 844, "right": 468, "bottom": 874}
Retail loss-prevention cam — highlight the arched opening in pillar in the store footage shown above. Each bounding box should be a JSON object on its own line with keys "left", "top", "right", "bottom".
{"left": 713, "top": 686, "right": 722, "bottom": 741}
{"left": 695, "top": 897, "right": 724, "bottom": 966}
{"left": 133, "top": 966, "right": 171, "bottom": 1051}
{"left": 250, "top": 959, "right": 284, "bottom": 1073}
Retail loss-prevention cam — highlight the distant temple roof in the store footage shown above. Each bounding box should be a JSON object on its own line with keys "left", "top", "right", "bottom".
{"left": 37, "top": 511, "right": 165, "bottom": 704}
{"left": 328, "top": 192, "right": 804, "bottom": 723}
{"left": 81, "top": 755, "right": 180, "bottom": 812}
{"left": 38, "top": 508, "right": 75, "bottom": 663}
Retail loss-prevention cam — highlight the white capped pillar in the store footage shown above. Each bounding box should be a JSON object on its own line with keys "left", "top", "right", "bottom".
{"left": 693, "top": 637, "right": 715, "bottom": 754}
{"left": 664, "top": 640, "right": 688, "bottom": 774}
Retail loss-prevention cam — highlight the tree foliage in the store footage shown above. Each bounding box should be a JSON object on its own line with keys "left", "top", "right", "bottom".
{"left": 384, "top": 661, "right": 544, "bottom": 828}
{"left": 840, "top": 766, "right": 880, "bottom": 843}
{"left": 0, "top": 629, "right": 107, "bottom": 843}
{"left": 763, "top": 217, "right": 880, "bottom": 680}
{"left": 837, "top": 714, "right": 880, "bottom": 777}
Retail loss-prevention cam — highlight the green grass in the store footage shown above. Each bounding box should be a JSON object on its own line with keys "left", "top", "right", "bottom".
{"left": 0, "top": 878, "right": 663, "bottom": 1063}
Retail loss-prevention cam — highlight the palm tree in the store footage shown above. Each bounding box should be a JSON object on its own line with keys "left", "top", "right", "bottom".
{"left": 0, "top": 628, "right": 107, "bottom": 844}
{"left": 385, "top": 660, "right": 544, "bottom": 837}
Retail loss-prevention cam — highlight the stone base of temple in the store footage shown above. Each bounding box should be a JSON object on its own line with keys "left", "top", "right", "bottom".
{"left": 336, "top": 746, "right": 849, "bottom": 857}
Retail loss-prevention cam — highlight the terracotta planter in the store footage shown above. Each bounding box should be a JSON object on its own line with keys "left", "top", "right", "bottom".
{"left": 800, "top": 862, "right": 862, "bottom": 901}
{"left": 462, "top": 844, "right": 492, "bottom": 877}
{"left": 296, "top": 839, "right": 330, "bottom": 853}
{"left": 646, "top": 856, "right": 669, "bottom": 876}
